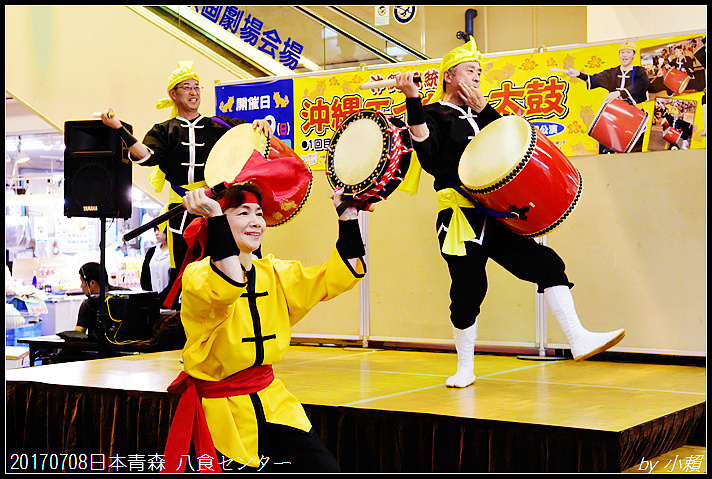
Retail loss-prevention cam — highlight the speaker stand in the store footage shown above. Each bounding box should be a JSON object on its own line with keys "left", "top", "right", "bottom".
{"left": 96, "top": 217, "right": 109, "bottom": 356}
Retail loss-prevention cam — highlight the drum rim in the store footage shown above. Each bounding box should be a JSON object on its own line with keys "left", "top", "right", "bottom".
{"left": 520, "top": 169, "right": 583, "bottom": 238}
{"left": 267, "top": 175, "right": 313, "bottom": 228}
{"left": 587, "top": 100, "right": 609, "bottom": 136}
{"left": 622, "top": 109, "right": 648, "bottom": 152}
{"left": 465, "top": 121, "right": 537, "bottom": 195}
{"left": 352, "top": 115, "right": 413, "bottom": 203}
{"left": 327, "top": 109, "right": 390, "bottom": 195}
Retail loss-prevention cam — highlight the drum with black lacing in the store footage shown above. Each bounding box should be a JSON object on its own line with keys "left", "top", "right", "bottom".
{"left": 326, "top": 109, "right": 413, "bottom": 206}
{"left": 459, "top": 115, "right": 582, "bottom": 237}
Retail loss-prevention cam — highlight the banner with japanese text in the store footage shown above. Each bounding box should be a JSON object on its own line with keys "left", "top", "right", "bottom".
{"left": 216, "top": 31, "right": 705, "bottom": 171}
{"left": 215, "top": 79, "right": 296, "bottom": 149}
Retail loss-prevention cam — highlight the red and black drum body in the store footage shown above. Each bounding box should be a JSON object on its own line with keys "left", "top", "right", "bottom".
{"left": 588, "top": 99, "right": 648, "bottom": 153}
{"left": 663, "top": 68, "right": 691, "bottom": 94}
{"left": 326, "top": 109, "right": 413, "bottom": 205}
{"left": 459, "top": 115, "right": 582, "bottom": 237}
{"left": 663, "top": 127, "right": 682, "bottom": 144}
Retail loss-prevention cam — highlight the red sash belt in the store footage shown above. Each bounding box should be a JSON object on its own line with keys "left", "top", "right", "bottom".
{"left": 162, "top": 365, "right": 275, "bottom": 473}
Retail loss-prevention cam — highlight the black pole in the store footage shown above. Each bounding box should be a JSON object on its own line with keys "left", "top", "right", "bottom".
{"left": 97, "top": 216, "right": 108, "bottom": 355}
{"left": 465, "top": 9, "right": 477, "bottom": 39}
{"left": 122, "top": 182, "right": 228, "bottom": 243}
{"left": 456, "top": 9, "right": 478, "bottom": 42}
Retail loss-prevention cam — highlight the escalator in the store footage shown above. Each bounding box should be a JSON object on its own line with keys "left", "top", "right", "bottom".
{"left": 149, "top": 6, "right": 429, "bottom": 72}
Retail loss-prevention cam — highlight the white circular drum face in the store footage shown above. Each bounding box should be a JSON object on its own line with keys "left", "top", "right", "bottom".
{"left": 205, "top": 124, "right": 267, "bottom": 187}
{"left": 333, "top": 118, "right": 384, "bottom": 186}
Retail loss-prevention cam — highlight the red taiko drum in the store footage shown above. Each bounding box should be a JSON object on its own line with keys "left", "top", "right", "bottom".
{"left": 663, "top": 68, "right": 691, "bottom": 94}
{"left": 205, "top": 124, "right": 312, "bottom": 227}
{"left": 326, "top": 109, "right": 413, "bottom": 205}
{"left": 459, "top": 115, "right": 582, "bottom": 237}
{"left": 588, "top": 99, "right": 649, "bottom": 153}
{"left": 663, "top": 127, "right": 682, "bottom": 144}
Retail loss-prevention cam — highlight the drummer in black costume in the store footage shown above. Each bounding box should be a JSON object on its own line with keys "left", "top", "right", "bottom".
{"left": 663, "top": 107, "right": 694, "bottom": 150}
{"left": 566, "top": 42, "right": 650, "bottom": 153}
{"left": 100, "top": 61, "right": 272, "bottom": 283}
{"left": 395, "top": 39, "right": 625, "bottom": 388}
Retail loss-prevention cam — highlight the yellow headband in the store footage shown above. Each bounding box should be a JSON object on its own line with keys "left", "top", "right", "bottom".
{"left": 619, "top": 41, "right": 637, "bottom": 52}
{"left": 398, "top": 38, "right": 483, "bottom": 198}
{"left": 428, "top": 38, "right": 483, "bottom": 105}
{"left": 155, "top": 60, "right": 200, "bottom": 118}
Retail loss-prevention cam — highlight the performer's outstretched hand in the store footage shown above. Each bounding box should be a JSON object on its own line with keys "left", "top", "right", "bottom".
{"left": 252, "top": 119, "right": 273, "bottom": 139}
{"left": 100, "top": 109, "right": 122, "bottom": 129}
{"left": 330, "top": 187, "right": 374, "bottom": 221}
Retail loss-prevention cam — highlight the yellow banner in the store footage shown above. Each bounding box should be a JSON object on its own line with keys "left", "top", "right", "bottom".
{"left": 294, "top": 64, "right": 440, "bottom": 170}
{"left": 222, "top": 32, "right": 706, "bottom": 171}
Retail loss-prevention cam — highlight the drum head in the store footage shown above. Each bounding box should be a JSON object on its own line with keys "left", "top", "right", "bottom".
{"left": 459, "top": 115, "right": 533, "bottom": 190}
{"left": 327, "top": 110, "right": 389, "bottom": 195}
{"left": 204, "top": 123, "right": 270, "bottom": 187}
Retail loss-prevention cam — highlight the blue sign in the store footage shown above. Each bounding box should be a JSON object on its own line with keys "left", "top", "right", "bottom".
{"left": 215, "top": 79, "right": 295, "bottom": 149}
{"left": 196, "top": 6, "right": 304, "bottom": 71}
{"left": 531, "top": 121, "right": 565, "bottom": 137}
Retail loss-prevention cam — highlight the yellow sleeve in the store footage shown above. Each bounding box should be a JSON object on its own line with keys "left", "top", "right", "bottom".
{"left": 180, "top": 259, "right": 254, "bottom": 380}
{"left": 271, "top": 246, "right": 365, "bottom": 326}
{"left": 181, "top": 258, "right": 246, "bottom": 323}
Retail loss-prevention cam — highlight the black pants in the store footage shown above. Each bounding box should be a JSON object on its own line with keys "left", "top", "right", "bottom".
{"left": 186, "top": 392, "right": 340, "bottom": 473}
{"left": 220, "top": 424, "right": 339, "bottom": 473}
{"left": 167, "top": 207, "right": 198, "bottom": 270}
{"left": 437, "top": 209, "right": 572, "bottom": 330}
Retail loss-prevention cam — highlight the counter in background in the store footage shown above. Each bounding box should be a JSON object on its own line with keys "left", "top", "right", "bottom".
{"left": 41, "top": 294, "right": 85, "bottom": 335}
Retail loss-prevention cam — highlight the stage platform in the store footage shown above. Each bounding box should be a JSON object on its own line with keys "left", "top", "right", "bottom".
{"left": 6, "top": 345, "right": 706, "bottom": 473}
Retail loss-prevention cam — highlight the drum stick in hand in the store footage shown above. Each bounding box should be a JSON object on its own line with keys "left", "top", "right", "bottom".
{"left": 122, "top": 182, "right": 229, "bottom": 242}
{"left": 359, "top": 76, "right": 421, "bottom": 90}
{"left": 92, "top": 111, "right": 115, "bottom": 118}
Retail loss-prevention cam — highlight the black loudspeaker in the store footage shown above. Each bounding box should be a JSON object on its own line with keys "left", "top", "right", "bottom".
{"left": 64, "top": 120, "right": 133, "bottom": 218}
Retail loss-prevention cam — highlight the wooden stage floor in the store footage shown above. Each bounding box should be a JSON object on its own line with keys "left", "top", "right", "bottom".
{"left": 6, "top": 345, "right": 706, "bottom": 472}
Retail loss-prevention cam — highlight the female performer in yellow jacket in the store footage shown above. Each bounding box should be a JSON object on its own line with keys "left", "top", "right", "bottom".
{"left": 162, "top": 180, "right": 369, "bottom": 473}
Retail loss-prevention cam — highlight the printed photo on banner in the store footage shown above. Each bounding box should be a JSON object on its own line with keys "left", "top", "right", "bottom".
{"left": 649, "top": 98, "right": 697, "bottom": 151}
{"left": 641, "top": 35, "right": 706, "bottom": 151}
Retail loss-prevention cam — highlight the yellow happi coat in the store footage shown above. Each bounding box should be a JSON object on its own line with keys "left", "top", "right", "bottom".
{"left": 180, "top": 247, "right": 365, "bottom": 467}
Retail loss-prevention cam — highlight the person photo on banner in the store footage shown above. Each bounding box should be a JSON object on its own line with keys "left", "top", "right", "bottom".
{"left": 99, "top": 61, "right": 273, "bottom": 295}
{"left": 662, "top": 103, "right": 694, "bottom": 150}
{"left": 566, "top": 41, "right": 650, "bottom": 153}
{"left": 668, "top": 43, "right": 698, "bottom": 92}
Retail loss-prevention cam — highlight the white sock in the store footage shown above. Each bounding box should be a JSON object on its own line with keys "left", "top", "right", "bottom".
{"left": 446, "top": 322, "right": 478, "bottom": 387}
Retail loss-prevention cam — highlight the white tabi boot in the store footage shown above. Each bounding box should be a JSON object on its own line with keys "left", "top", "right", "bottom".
{"left": 446, "top": 322, "right": 478, "bottom": 388}
{"left": 544, "top": 285, "right": 625, "bottom": 361}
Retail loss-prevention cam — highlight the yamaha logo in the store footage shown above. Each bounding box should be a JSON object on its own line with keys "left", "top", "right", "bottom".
{"left": 83, "top": 206, "right": 99, "bottom": 212}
